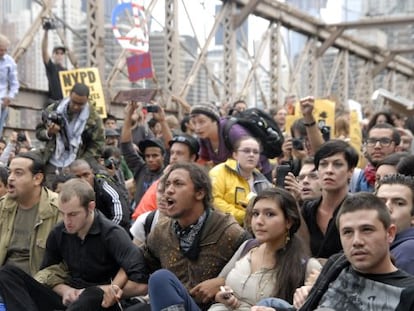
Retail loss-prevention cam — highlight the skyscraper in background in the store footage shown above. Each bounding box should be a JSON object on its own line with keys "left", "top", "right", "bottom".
{"left": 214, "top": 4, "right": 249, "bottom": 46}
{"left": 285, "top": 0, "right": 328, "bottom": 62}
{"left": 0, "top": 0, "right": 85, "bottom": 91}
{"left": 362, "top": 1, "right": 414, "bottom": 59}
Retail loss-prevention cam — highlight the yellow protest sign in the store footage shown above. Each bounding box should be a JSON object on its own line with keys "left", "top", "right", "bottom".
{"left": 349, "top": 110, "right": 362, "bottom": 148}
{"left": 294, "top": 99, "right": 336, "bottom": 135}
{"left": 285, "top": 115, "right": 300, "bottom": 136}
{"left": 59, "top": 67, "right": 107, "bottom": 118}
{"left": 349, "top": 109, "right": 366, "bottom": 168}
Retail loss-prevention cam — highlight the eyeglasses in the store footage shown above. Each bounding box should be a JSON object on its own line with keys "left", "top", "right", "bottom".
{"left": 366, "top": 137, "right": 394, "bottom": 147}
{"left": 297, "top": 172, "right": 318, "bottom": 181}
{"left": 237, "top": 148, "right": 260, "bottom": 155}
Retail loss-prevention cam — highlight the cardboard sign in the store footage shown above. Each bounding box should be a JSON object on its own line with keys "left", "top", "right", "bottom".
{"left": 349, "top": 109, "right": 366, "bottom": 168}
{"left": 59, "top": 67, "right": 107, "bottom": 118}
{"left": 284, "top": 115, "right": 300, "bottom": 136}
{"left": 294, "top": 99, "right": 336, "bottom": 135}
{"left": 113, "top": 89, "right": 157, "bottom": 103}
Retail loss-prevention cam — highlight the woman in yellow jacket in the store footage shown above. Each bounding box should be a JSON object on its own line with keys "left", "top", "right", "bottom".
{"left": 209, "top": 136, "right": 272, "bottom": 224}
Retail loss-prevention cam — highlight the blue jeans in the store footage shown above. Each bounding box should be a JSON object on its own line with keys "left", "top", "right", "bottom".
{"left": 148, "top": 269, "right": 200, "bottom": 311}
{"left": 257, "top": 297, "right": 293, "bottom": 309}
{"left": 0, "top": 106, "right": 8, "bottom": 137}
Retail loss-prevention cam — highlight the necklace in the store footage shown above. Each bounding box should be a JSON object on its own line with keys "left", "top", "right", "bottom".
{"left": 240, "top": 264, "right": 274, "bottom": 302}
{"left": 238, "top": 248, "right": 275, "bottom": 303}
{"left": 257, "top": 271, "right": 273, "bottom": 300}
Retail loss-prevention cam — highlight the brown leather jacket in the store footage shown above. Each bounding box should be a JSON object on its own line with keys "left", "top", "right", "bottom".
{"left": 144, "top": 209, "right": 249, "bottom": 292}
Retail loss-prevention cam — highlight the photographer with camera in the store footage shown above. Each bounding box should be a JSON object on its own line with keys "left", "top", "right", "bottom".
{"left": 42, "top": 20, "right": 67, "bottom": 104}
{"left": 35, "top": 83, "right": 105, "bottom": 188}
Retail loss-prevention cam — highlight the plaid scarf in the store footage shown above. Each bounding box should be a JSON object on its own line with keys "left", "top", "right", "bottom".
{"left": 173, "top": 209, "right": 209, "bottom": 260}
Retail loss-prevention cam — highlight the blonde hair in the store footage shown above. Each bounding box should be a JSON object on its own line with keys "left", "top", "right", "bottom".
{"left": 335, "top": 115, "right": 350, "bottom": 138}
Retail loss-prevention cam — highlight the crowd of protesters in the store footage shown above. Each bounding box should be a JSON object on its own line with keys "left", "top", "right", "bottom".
{"left": 1, "top": 30, "right": 414, "bottom": 310}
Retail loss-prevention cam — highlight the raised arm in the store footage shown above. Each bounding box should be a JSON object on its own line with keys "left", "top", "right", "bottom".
{"left": 150, "top": 103, "right": 173, "bottom": 147}
{"left": 120, "top": 102, "right": 139, "bottom": 144}
{"left": 42, "top": 30, "right": 51, "bottom": 64}
{"left": 299, "top": 96, "right": 324, "bottom": 154}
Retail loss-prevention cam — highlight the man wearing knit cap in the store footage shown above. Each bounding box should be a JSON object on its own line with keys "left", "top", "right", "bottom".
{"left": 190, "top": 101, "right": 272, "bottom": 178}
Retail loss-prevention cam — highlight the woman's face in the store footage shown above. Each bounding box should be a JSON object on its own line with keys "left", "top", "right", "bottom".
{"left": 251, "top": 198, "right": 291, "bottom": 246}
{"left": 376, "top": 114, "right": 387, "bottom": 125}
{"left": 318, "top": 152, "right": 353, "bottom": 192}
{"left": 191, "top": 114, "right": 217, "bottom": 139}
{"left": 233, "top": 138, "right": 261, "bottom": 172}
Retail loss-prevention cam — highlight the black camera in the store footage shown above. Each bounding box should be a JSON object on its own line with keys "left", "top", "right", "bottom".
{"left": 42, "top": 111, "right": 64, "bottom": 127}
{"left": 145, "top": 105, "right": 159, "bottom": 113}
{"left": 320, "top": 125, "right": 331, "bottom": 142}
{"left": 318, "top": 119, "right": 331, "bottom": 142}
{"left": 17, "top": 132, "right": 27, "bottom": 142}
{"left": 42, "top": 18, "right": 57, "bottom": 30}
{"left": 104, "top": 158, "right": 120, "bottom": 170}
{"left": 292, "top": 138, "right": 304, "bottom": 150}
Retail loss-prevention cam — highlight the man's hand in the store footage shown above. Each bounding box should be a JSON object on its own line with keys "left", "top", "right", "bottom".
{"left": 150, "top": 103, "right": 166, "bottom": 122}
{"left": 61, "top": 286, "right": 83, "bottom": 306}
{"left": 281, "top": 137, "right": 293, "bottom": 159}
{"left": 284, "top": 172, "right": 301, "bottom": 199}
{"left": 2, "top": 97, "right": 11, "bottom": 107}
{"left": 100, "top": 284, "right": 123, "bottom": 308}
{"left": 47, "top": 122, "right": 61, "bottom": 136}
{"left": 305, "top": 268, "right": 321, "bottom": 286}
{"left": 9, "top": 131, "right": 18, "bottom": 144}
{"left": 293, "top": 285, "right": 312, "bottom": 309}
{"left": 190, "top": 277, "right": 224, "bottom": 304}
{"left": 299, "top": 96, "right": 315, "bottom": 121}
{"left": 124, "top": 101, "right": 140, "bottom": 120}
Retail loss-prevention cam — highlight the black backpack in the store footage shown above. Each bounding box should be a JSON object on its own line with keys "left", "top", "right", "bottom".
{"left": 223, "top": 108, "right": 284, "bottom": 158}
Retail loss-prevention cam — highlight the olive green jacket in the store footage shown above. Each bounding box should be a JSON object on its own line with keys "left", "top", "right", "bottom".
{"left": 35, "top": 101, "right": 105, "bottom": 169}
{"left": 0, "top": 187, "right": 61, "bottom": 276}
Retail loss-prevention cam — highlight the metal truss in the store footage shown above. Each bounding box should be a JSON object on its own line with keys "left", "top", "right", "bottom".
{"left": 223, "top": 1, "right": 236, "bottom": 104}
{"left": 229, "top": 0, "right": 414, "bottom": 105}
{"left": 86, "top": 0, "right": 104, "bottom": 76}
{"left": 165, "top": 0, "right": 179, "bottom": 109}
{"left": 269, "top": 22, "right": 281, "bottom": 107}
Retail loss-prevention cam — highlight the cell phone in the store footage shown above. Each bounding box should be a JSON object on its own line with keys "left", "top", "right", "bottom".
{"left": 146, "top": 105, "right": 159, "bottom": 113}
{"left": 275, "top": 165, "right": 291, "bottom": 188}
{"left": 292, "top": 138, "right": 304, "bottom": 150}
{"left": 220, "top": 286, "right": 233, "bottom": 300}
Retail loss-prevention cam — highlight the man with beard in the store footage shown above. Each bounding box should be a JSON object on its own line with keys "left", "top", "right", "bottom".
{"left": 351, "top": 123, "right": 400, "bottom": 193}
{"left": 144, "top": 162, "right": 249, "bottom": 310}
{"left": 0, "top": 152, "right": 60, "bottom": 276}
{"left": 0, "top": 178, "right": 148, "bottom": 310}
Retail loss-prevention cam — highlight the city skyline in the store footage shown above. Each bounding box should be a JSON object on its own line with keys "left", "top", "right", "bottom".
{"left": 1, "top": 0, "right": 413, "bottom": 108}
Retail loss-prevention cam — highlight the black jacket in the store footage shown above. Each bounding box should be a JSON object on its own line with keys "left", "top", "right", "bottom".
{"left": 94, "top": 175, "right": 131, "bottom": 232}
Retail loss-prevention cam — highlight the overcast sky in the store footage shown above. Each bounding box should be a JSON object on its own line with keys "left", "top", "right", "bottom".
{"left": 148, "top": 0, "right": 343, "bottom": 48}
